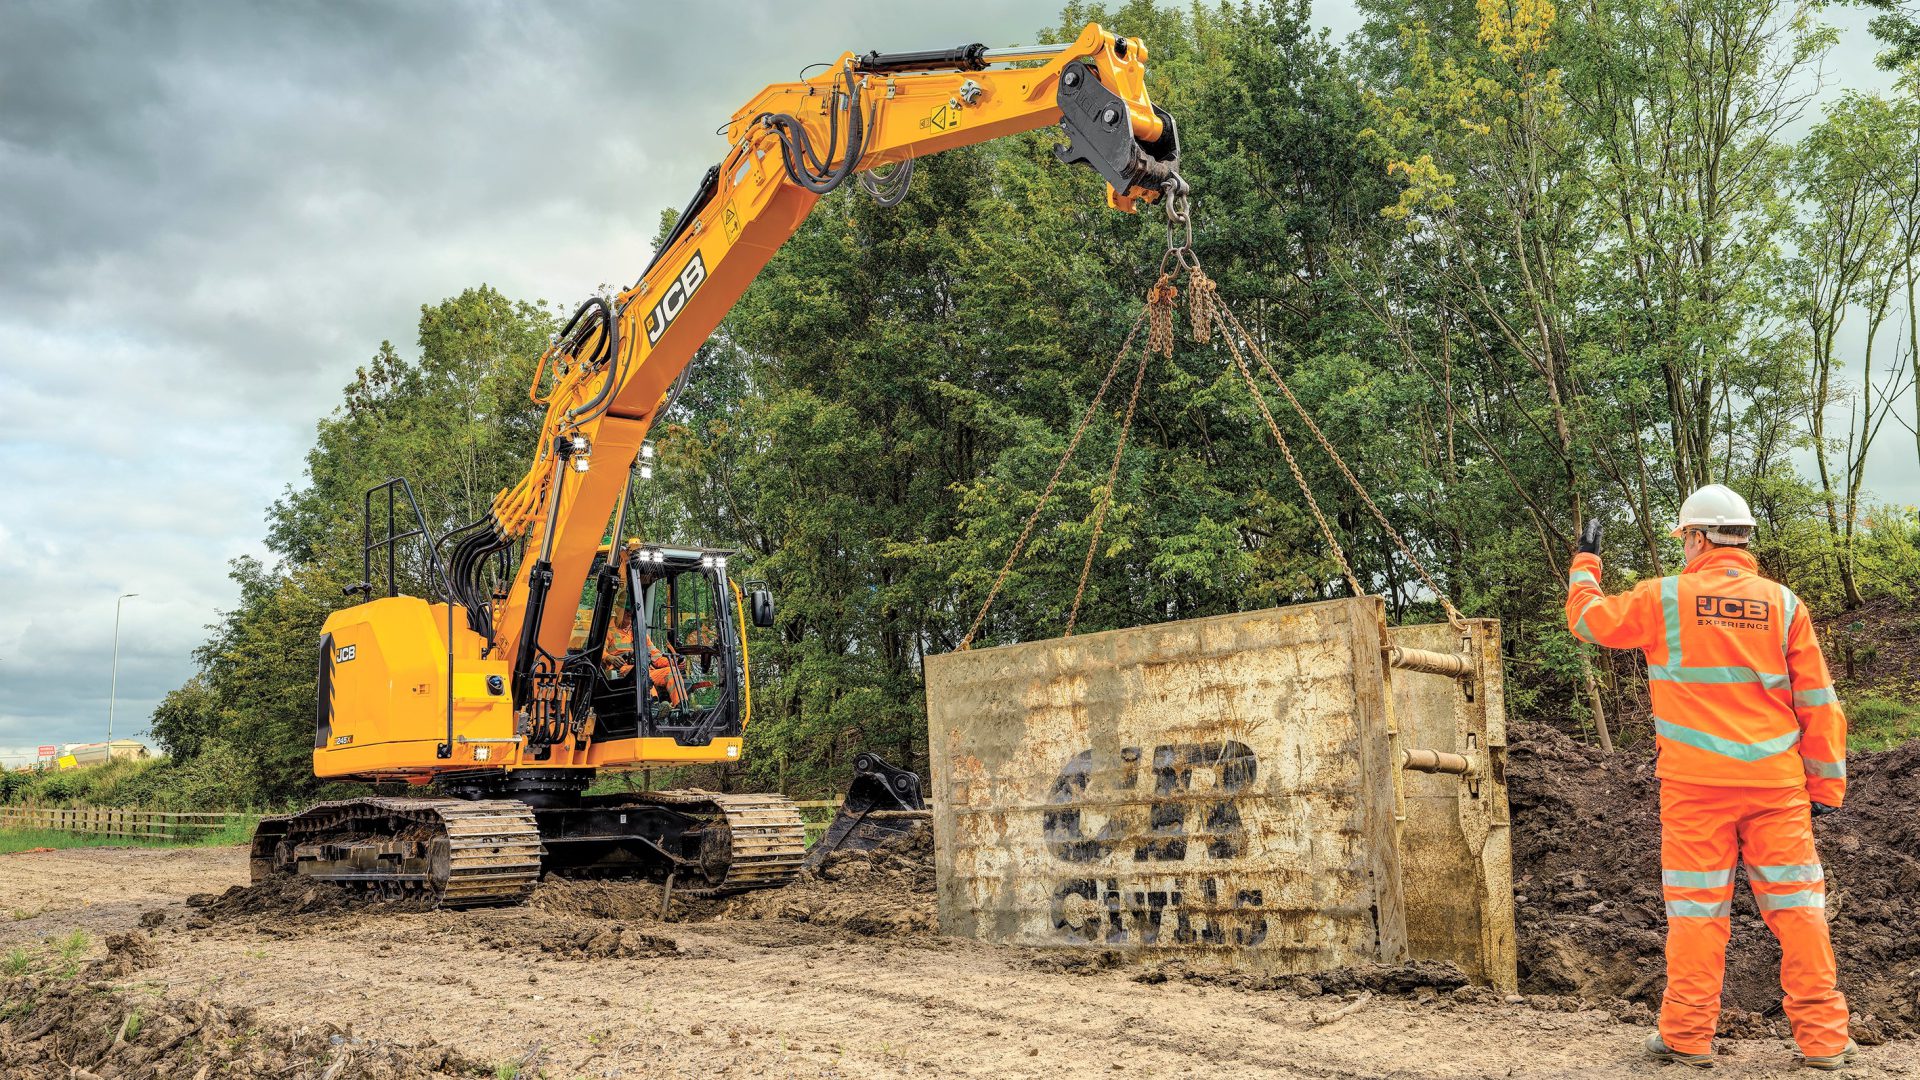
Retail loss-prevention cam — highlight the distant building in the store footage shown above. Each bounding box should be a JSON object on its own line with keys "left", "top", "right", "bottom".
{"left": 57, "top": 740, "right": 154, "bottom": 768}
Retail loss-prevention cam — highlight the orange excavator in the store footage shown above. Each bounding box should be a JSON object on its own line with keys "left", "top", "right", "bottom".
{"left": 251, "top": 23, "right": 1184, "bottom": 906}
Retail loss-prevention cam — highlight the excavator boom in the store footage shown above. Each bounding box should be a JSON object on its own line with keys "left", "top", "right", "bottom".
{"left": 271, "top": 23, "right": 1180, "bottom": 907}
{"left": 474, "top": 24, "right": 1180, "bottom": 772}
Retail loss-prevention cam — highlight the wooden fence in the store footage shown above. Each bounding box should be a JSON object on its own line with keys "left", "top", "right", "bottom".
{"left": 3, "top": 796, "right": 868, "bottom": 846}
{"left": 0, "top": 805, "right": 262, "bottom": 842}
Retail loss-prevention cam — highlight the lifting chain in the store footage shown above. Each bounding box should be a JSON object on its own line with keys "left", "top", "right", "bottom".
{"left": 959, "top": 182, "right": 1467, "bottom": 652}
{"left": 1067, "top": 319, "right": 1153, "bottom": 635}
{"left": 1206, "top": 297, "right": 1466, "bottom": 630}
{"left": 958, "top": 306, "right": 1151, "bottom": 651}
{"left": 1146, "top": 274, "right": 1179, "bottom": 358}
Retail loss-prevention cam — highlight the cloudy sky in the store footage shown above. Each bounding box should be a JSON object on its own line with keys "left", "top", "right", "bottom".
{"left": 0, "top": 1, "right": 1910, "bottom": 765}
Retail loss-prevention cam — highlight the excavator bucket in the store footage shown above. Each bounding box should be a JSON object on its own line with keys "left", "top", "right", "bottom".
{"left": 803, "top": 752, "right": 931, "bottom": 870}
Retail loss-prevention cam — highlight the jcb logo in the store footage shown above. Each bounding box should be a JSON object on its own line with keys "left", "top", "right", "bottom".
{"left": 644, "top": 253, "right": 707, "bottom": 345}
{"left": 1697, "top": 595, "right": 1770, "bottom": 622}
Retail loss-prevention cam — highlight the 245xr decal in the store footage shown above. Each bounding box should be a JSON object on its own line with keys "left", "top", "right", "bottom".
{"left": 644, "top": 253, "right": 707, "bottom": 345}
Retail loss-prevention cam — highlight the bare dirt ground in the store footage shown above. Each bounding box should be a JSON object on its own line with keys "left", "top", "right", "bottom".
{"left": 3, "top": 838, "right": 1917, "bottom": 1079}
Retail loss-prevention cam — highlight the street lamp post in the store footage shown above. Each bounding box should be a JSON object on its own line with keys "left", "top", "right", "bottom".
{"left": 108, "top": 592, "right": 138, "bottom": 744}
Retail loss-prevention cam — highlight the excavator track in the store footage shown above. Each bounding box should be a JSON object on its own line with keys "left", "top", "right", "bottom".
{"left": 251, "top": 790, "right": 803, "bottom": 907}
{"left": 250, "top": 797, "right": 543, "bottom": 908}
{"left": 591, "top": 789, "right": 807, "bottom": 894}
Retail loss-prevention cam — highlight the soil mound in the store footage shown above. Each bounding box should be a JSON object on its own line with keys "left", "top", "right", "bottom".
{"left": 0, "top": 975, "right": 479, "bottom": 1079}
{"left": 457, "top": 910, "right": 680, "bottom": 960}
{"left": 529, "top": 876, "right": 678, "bottom": 921}
{"left": 1507, "top": 721, "right": 1920, "bottom": 1040}
{"left": 1131, "top": 959, "right": 1471, "bottom": 997}
{"left": 521, "top": 825, "right": 940, "bottom": 939}
{"left": 185, "top": 876, "right": 432, "bottom": 923}
{"left": 89, "top": 930, "right": 158, "bottom": 978}
{"left": 716, "top": 822, "right": 937, "bottom": 937}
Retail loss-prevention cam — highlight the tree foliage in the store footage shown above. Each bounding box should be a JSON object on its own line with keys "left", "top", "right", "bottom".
{"left": 141, "top": 1, "right": 1920, "bottom": 804}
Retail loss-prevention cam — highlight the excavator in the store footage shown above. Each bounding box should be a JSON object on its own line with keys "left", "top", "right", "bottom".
{"left": 250, "top": 22, "right": 1184, "bottom": 906}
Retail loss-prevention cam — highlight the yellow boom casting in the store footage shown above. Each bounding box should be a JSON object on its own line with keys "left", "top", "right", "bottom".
{"left": 262, "top": 25, "right": 1182, "bottom": 906}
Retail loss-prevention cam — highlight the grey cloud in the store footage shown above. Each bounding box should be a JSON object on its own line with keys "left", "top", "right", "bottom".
{"left": 0, "top": 0, "right": 1101, "bottom": 758}
{"left": 0, "top": 0, "right": 1909, "bottom": 764}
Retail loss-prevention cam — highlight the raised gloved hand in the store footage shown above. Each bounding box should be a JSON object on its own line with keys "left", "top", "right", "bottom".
{"left": 1577, "top": 519, "right": 1603, "bottom": 556}
{"left": 1811, "top": 802, "right": 1838, "bottom": 818}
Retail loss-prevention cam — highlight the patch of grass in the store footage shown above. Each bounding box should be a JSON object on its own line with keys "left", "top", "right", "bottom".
{"left": 1847, "top": 694, "right": 1920, "bottom": 752}
{"left": 3, "top": 947, "right": 34, "bottom": 976}
{"left": 196, "top": 816, "right": 260, "bottom": 846}
{"left": 0, "top": 816, "right": 260, "bottom": 855}
{"left": 0, "top": 828, "right": 167, "bottom": 854}
{"left": 493, "top": 1064, "right": 520, "bottom": 1080}
{"left": 54, "top": 930, "right": 90, "bottom": 977}
{"left": 122, "top": 1009, "right": 143, "bottom": 1041}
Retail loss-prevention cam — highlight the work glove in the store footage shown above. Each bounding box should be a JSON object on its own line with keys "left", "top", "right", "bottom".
{"left": 1811, "top": 802, "right": 1839, "bottom": 818}
{"left": 1576, "top": 519, "right": 1603, "bottom": 556}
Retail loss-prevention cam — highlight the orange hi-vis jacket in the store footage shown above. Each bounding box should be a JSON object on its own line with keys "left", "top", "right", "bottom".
{"left": 1566, "top": 547, "right": 1847, "bottom": 805}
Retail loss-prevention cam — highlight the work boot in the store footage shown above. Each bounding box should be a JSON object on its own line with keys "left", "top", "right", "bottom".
{"left": 1645, "top": 1032, "right": 1714, "bottom": 1069}
{"left": 1802, "top": 1041, "right": 1858, "bottom": 1071}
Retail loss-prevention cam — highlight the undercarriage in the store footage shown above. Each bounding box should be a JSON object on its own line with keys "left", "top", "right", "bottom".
{"left": 249, "top": 773, "right": 806, "bottom": 907}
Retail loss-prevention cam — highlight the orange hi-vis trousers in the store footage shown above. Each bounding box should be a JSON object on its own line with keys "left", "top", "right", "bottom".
{"left": 1660, "top": 781, "right": 1848, "bottom": 1056}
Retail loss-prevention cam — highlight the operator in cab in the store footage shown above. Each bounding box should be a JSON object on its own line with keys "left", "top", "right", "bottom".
{"left": 602, "top": 605, "right": 684, "bottom": 707}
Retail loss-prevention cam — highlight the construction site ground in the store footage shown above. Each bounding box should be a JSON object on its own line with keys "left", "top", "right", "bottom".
{"left": 3, "top": 724, "right": 1919, "bottom": 1079}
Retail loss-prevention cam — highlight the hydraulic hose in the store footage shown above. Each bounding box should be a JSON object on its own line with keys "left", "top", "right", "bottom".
{"left": 560, "top": 296, "right": 621, "bottom": 424}
{"left": 758, "top": 67, "right": 868, "bottom": 195}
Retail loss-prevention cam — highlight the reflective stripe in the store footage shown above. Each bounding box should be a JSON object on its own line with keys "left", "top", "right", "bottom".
{"left": 1654, "top": 716, "right": 1801, "bottom": 762}
{"left": 1661, "top": 576, "right": 1682, "bottom": 665}
{"left": 1648, "top": 665, "right": 1790, "bottom": 689}
{"left": 1662, "top": 868, "right": 1733, "bottom": 889}
{"left": 1780, "top": 586, "right": 1799, "bottom": 653}
{"left": 1755, "top": 890, "right": 1825, "bottom": 913}
{"left": 1570, "top": 570, "right": 1598, "bottom": 586}
{"left": 1793, "top": 686, "right": 1838, "bottom": 707}
{"left": 1573, "top": 597, "right": 1602, "bottom": 644}
{"left": 1803, "top": 756, "right": 1846, "bottom": 779}
{"left": 1749, "top": 863, "right": 1823, "bottom": 884}
{"left": 1666, "top": 899, "right": 1731, "bottom": 919}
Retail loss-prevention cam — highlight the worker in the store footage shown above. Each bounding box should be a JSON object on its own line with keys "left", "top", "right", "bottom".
{"left": 603, "top": 607, "right": 637, "bottom": 679}
{"left": 603, "top": 607, "right": 685, "bottom": 706}
{"left": 1566, "top": 484, "right": 1853, "bottom": 1070}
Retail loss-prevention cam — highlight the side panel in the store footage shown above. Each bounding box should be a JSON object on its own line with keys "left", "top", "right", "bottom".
{"left": 314, "top": 597, "right": 515, "bottom": 777}
{"left": 1389, "top": 619, "right": 1517, "bottom": 991}
{"left": 925, "top": 598, "right": 1407, "bottom": 973}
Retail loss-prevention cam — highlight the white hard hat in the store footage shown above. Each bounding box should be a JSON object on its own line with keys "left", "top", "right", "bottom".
{"left": 1672, "top": 483, "right": 1756, "bottom": 542}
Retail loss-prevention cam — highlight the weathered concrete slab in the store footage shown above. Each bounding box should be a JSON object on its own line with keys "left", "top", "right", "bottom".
{"left": 926, "top": 598, "right": 1518, "bottom": 985}
{"left": 925, "top": 598, "right": 1408, "bottom": 974}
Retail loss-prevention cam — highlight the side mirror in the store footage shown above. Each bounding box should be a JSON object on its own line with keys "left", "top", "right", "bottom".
{"left": 749, "top": 588, "right": 776, "bottom": 629}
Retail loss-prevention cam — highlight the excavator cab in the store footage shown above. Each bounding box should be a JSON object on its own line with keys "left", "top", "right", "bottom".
{"left": 578, "top": 543, "right": 761, "bottom": 746}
